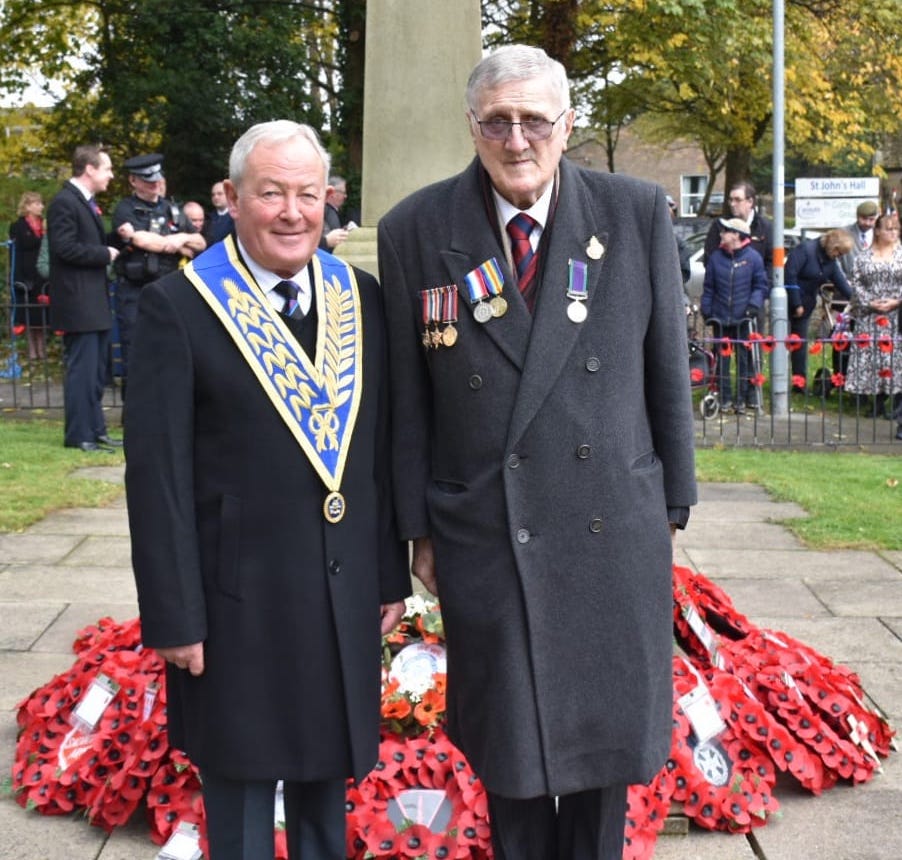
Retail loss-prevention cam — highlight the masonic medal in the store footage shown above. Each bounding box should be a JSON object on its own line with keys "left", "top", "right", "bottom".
{"left": 323, "top": 491, "right": 346, "bottom": 523}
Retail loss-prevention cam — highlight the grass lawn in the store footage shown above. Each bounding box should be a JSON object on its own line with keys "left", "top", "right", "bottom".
{"left": 0, "top": 418, "right": 124, "bottom": 532}
{"left": 695, "top": 448, "right": 901, "bottom": 550}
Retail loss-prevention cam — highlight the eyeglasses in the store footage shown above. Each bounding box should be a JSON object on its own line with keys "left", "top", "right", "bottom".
{"left": 472, "top": 109, "right": 567, "bottom": 142}
{"left": 729, "top": 195, "right": 746, "bottom": 202}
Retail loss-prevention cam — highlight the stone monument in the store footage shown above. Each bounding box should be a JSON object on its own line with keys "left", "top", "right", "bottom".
{"left": 335, "top": 0, "right": 481, "bottom": 274}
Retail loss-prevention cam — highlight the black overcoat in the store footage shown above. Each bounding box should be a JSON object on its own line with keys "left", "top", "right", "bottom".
{"left": 124, "top": 248, "right": 409, "bottom": 782}
{"left": 46, "top": 182, "right": 113, "bottom": 332}
{"left": 378, "top": 158, "right": 697, "bottom": 798}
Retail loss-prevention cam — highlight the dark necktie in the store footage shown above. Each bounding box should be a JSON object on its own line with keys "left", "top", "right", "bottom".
{"left": 507, "top": 213, "right": 539, "bottom": 311}
{"left": 88, "top": 197, "right": 102, "bottom": 216}
{"left": 274, "top": 279, "right": 304, "bottom": 320}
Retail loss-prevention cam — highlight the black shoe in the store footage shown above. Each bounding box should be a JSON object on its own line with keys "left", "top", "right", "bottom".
{"left": 68, "top": 441, "right": 114, "bottom": 453}
{"left": 735, "top": 403, "right": 746, "bottom": 415}
{"left": 96, "top": 434, "right": 123, "bottom": 447}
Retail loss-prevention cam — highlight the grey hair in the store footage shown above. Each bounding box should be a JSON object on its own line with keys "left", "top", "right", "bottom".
{"left": 466, "top": 45, "right": 570, "bottom": 113}
{"left": 228, "top": 120, "right": 331, "bottom": 187}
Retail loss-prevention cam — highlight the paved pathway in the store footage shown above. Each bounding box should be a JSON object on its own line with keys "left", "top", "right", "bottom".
{"left": 1, "top": 470, "right": 900, "bottom": 859}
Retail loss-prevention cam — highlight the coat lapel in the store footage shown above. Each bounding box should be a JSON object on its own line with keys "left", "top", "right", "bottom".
{"left": 441, "top": 161, "right": 532, "bottom": 370}
{"left": 506, "top": 160, "right": 609, "bottom": 448}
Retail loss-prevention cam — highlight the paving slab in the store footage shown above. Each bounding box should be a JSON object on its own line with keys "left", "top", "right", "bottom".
{"left": 753, "top": 781, "right": 902, "bottom": 860}
{"left": 71, "top": 464, "right": 125, "bottom": 486}
{"left": 682, "top": 548, "right": 900, "bottom": 580}
{"left": 753, "top": 616, "right": 902, "bottom": 666}
{"left": 0, "top": 601, "right": 65, "bottom": 650}
{"left": 0, "top": 533, "right": 86, "bottom": 565}
{"left": 652, "top": 828, "right": 758, "bottom": 859}
{"left": 808, "top": 579, "right": 902, "bottom": 617}
{"left": 679, "top": 521, "right": 805, "bottom": 550}
{"left": 883, "top": 550, "right": 902, "bottom": 572}
{"left": 60, "top": 534, "right": 133, "bottom": 568}
{"left": 0, "top": 565, "right": 138, "bottom": 603}
{"left": 25, "top": 506, "right": 131, "bottom": 537}
{"left": 708, "top": 577, "right": 830, "bottom": 620}
{"left": 31, "top": 601, "right": 139, "bottom": 653}
{"left": 854, "top": 662, "right": 902, "bottom": 723}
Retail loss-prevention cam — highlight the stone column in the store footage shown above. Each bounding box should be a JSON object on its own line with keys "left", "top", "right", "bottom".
{"left": 336, "top": 0, "right": 481, "bottom": 274}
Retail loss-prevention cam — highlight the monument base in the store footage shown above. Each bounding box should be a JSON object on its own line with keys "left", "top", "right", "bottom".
{"left": 334, "top": 226, "right": 378, "bottom": 277}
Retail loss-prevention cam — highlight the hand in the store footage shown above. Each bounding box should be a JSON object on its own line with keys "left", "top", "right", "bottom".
{"left": 794, "top": 305, "right": 805, "bottom": 318}
{"left": 380, "top": 601, "right": 406, "bottom": 636}
{"left": 108, "top": 247, "right": 120, "bottom": 262}
{"left": 411, "top": 536, "right": 437, "bottom": 596}
{"left": 156, "top": 642, "right": 205, "bottom": 676}
{"left": 325, "top": 228, "right": 349, "bottom": 249}
{"left": 117, "top": 223, "right": 135, "bottom": 240}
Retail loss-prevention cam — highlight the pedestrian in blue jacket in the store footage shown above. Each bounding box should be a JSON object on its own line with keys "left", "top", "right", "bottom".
{"left": 702, "top": 218, "right": 769, "bottom": 412}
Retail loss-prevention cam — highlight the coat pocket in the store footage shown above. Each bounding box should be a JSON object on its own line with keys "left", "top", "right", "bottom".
{"left": 216, "top": 494, "right": 242, "bottom": 600}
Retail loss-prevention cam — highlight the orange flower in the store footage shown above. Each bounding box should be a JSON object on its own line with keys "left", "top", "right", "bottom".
{"left": 382, "top": 697, "right": 412, "bottom": 721}
{"left": 414, "top": 688, "right": 445, "bottom": 727}
{"left": 432, "top": 673, "right": 447, "bottom": 696}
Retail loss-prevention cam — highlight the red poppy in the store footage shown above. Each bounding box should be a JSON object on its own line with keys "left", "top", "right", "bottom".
{"left": 37, "top": 294, "right": 50, "bottom": 305}
{"left": 808, "top": 340, "right": 823, "bottom": 355}
{"left": 785, "top": 333, "right": 803, "bottom": 352}
{"left": 830, "top": 372, "right": 845, "bottom": 387}
{"left": 875, "top": 315, "right": 890, "bottom": 328}
{"left": 690, "top": 367, "right": 705, "bottom": 383}
{"left": 13, "top": 324, "right": 26, "bottom": 335}
{"left": 791, "top": 375, "right": 807, "bottom": 389}
{"left": 832, "top": 331, "right": 851, "bottom": 351}
{"left": 719, "top": 338, "right": 733, "bottom": 357}
{"left": 879, "top": 368, "right": 893, "bottom": 379}
{"left": 749, "top": 373, "right": 766, "bottom": 387}
{"left": 414, "top": 688, "right": 446, "bottom": 728}
{"left": 854, "top": 333, "right": 872, "bottom": 350}
{"left": 759, "top": 336, "right": 776, "bottom": 353}
{"left": 878, "top": 336, "right": 893, "bottom": 354}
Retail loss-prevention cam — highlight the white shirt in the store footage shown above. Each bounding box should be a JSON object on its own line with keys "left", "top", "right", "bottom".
{"left": 236, "top": 237, "right": 312, "bottom": 316}
{"left": 493, "top": 182, "right": 554, "bottom": 253}
{"left": 68, "top": 177, "right": 94, "bottom": 202}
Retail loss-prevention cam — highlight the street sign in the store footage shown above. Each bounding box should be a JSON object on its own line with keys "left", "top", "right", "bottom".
{"left": 794, "top": 176, "right": 880, "bottom": 227}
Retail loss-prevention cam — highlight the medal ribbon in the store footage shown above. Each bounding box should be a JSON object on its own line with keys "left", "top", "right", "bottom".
{"left": 567, "top": 259, "right": 588, "bottom": 299}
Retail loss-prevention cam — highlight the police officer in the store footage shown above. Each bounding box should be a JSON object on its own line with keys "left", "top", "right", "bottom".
{"left": 112, "top": 154, "right": 206, "bottom": 393}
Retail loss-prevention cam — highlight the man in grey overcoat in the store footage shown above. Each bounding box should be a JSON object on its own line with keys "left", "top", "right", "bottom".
{"left": 379, "top": 45, "right": 697, "bottom": 859}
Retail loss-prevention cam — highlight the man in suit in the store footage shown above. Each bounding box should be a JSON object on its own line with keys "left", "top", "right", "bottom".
{"left": 318, "top": 175, "right": 350, "bottom": 252}
{"left": 839, "top": 199, "right": 879, "bottom": 279}
{"left": 46, "top": 144, "right": 121, "bottom": 451}
{"left": 379, "top": 45, "right": 697, "bottom": 860}
{"left": 124, "top": 120, "right": 410, "bottom": 860}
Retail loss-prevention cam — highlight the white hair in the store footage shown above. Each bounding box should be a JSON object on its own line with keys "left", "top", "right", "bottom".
{"left": 228, "top": 120, "right": 331, "bottom": 187}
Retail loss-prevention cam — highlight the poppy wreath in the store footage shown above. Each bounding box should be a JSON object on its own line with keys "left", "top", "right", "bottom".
{"left": 11, "top": 618, "right": 168, "bottom": 832}
{"left": 665, "top": 656, "right": 783, "bottom": 833}
{"left": 671, "top": 567, "right": 894, "bottom": 790}
{"left": 346, "top": 729, "right": 492, "bottom": 860}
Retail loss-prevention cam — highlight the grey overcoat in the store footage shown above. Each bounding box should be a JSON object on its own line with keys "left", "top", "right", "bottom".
{"left": 378, "top": 157, "right": 697, "bottom": 798}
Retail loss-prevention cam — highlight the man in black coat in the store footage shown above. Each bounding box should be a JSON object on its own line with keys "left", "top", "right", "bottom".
{"left": 46, "top": 144, "right": 121, "bottom": 451}
{"left": 379, "top": 45, "right": 696, "bottom": 860}
{"left": 124, "top": 121, "right": 410, "bottom": 860}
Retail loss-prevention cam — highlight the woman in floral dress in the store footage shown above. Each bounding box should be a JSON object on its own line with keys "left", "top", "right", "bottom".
{"left": 844, "top": 212, "right": 902, "bottom": 439}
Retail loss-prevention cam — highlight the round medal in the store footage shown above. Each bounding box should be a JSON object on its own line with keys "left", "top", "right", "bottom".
{"left": 441, "top": 325, "right": 458, "bottom": 347}
{"left": 489, "top": 295, "right": 508, "bottom": 317}
{"left": 567, "top": 300, "right": 588, "bottom": 323}
{"left": 323, "top": 491, "right": 346, "bottom": 523}
{"left": 587, "top": 237, "right": 605, "bottom": 260}
{"left": 473, "top": 301, "right": 493, "bottom": 323}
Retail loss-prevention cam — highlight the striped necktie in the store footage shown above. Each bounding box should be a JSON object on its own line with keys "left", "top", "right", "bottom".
{"left": 507, "top": 213, "right": 539, "bottom": 311}
{"left": 274, "top": 280, "right": 304, "bottom": 319}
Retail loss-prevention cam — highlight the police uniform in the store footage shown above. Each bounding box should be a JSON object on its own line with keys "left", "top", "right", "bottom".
{"left": 112, "top": 154, "right": 196, "bottom": 386}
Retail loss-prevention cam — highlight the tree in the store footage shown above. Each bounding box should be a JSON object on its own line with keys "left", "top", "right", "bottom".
{"left": 0, "top": 0, "right": 362, "bottom": 202}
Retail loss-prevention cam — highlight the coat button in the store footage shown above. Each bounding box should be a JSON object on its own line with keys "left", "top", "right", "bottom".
{"left": 468, "top": 374, "right": 483, "bottom": 390}
{"left": 585, "top": 357, "right": 600, "bottom": 372}
{"left": 516, "top": 528, "right": 531, "bottom": 544}
{"left": 328, "top": 559, "right": 341, "bottom": 575}
{"left": 507, "top": 453, "right": 521, "bottom": 469}
{"left": 589, "top": 518, "right": 603, "bottom": 533}
{"left": 576, "top": 444, "right": 591, "bottom": 459}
